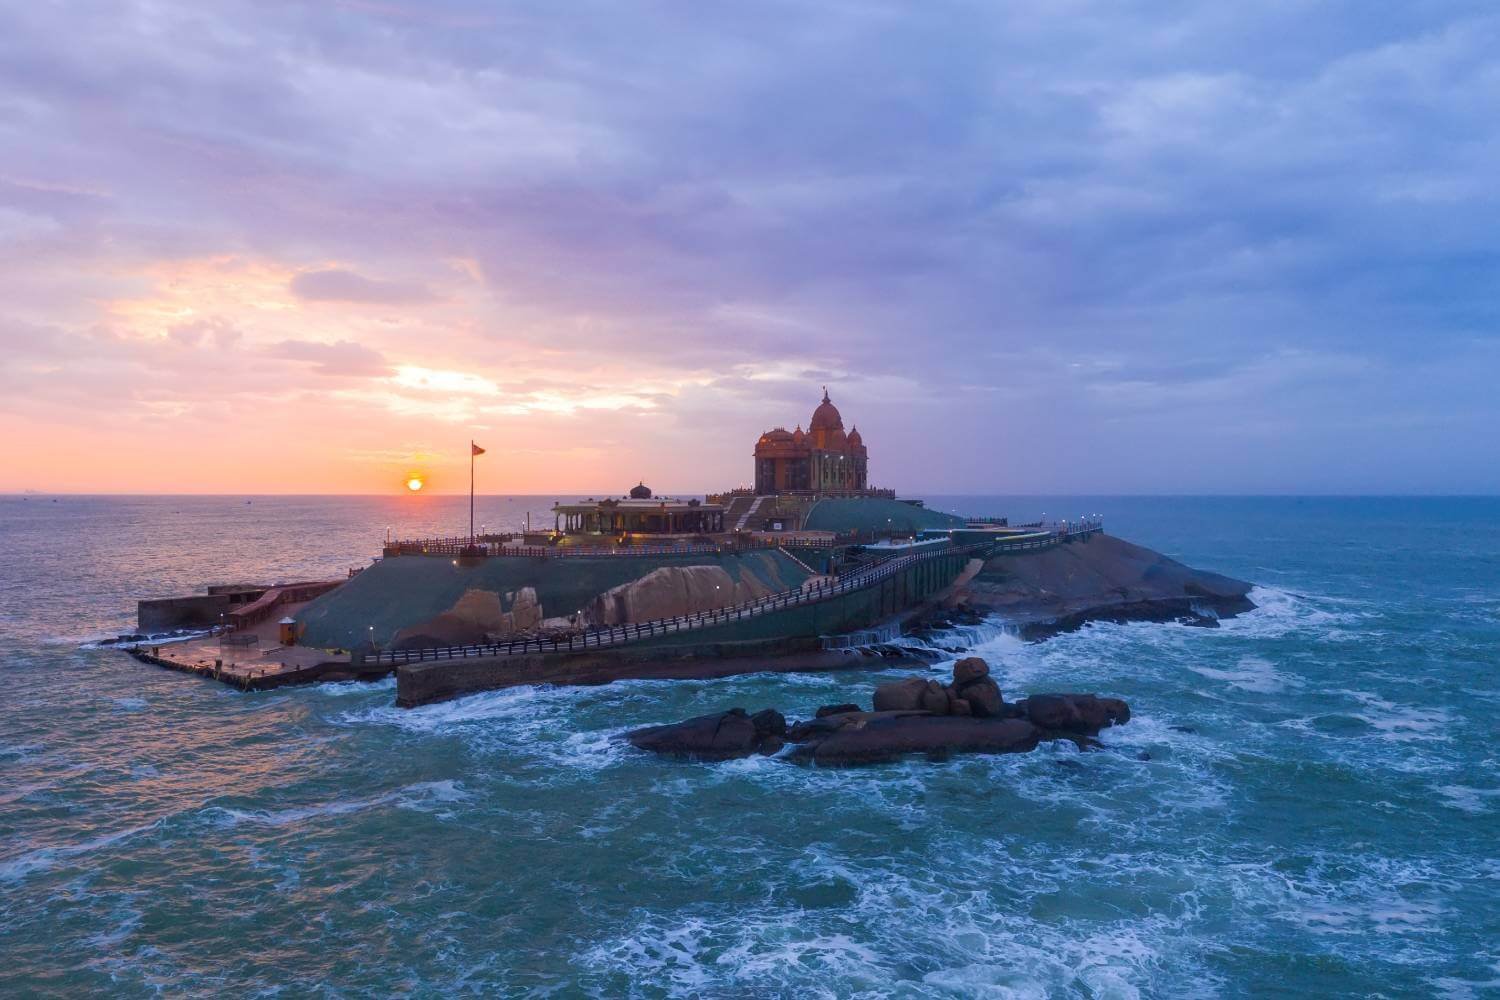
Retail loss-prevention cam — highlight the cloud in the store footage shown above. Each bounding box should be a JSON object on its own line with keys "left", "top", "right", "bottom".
{"left": 2, "top": 1, "right": 1499, "bottom": 490}
{"left": 167, "top": 317, "right": 242, "bottom": 349}
{"left": 268, "top": 338, "right": 392, "bottom": 376}
{"left": 289, "top": 269, "right": 436, "bottom": 305}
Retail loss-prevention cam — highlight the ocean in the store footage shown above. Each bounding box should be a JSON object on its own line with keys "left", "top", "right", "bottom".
{"left": 1, "top": 495, "right": 1497, "bottom": 997}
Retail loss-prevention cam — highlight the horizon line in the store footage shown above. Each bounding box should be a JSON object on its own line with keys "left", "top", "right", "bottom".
{"left": 5, "top": 491, "right": 1500, "bottom": 499}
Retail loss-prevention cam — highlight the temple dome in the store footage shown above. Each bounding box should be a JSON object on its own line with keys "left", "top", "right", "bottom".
{"left": 848, "top": 425, "right": 863, "bottom": 446}
{"left": 809, "top": 388, "right": 843, "bottom": 432}
{"left": 629, "top": 482, "right": 652, "bottom": 499}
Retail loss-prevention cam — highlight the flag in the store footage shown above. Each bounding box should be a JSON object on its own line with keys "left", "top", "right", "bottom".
{"left": 472, "top": 442, "right": 486, "bottom": 456}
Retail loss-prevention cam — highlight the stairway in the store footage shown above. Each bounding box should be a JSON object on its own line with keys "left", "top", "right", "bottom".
{"left": 734, "top": 495, "right": 766, "bottom": 531}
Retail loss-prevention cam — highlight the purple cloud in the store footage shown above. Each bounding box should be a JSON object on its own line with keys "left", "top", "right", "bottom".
{"left": 1, "top": 0, "right": 1498, "bottom": 490}
{"left": 289, "top": 269, "right": 435, "bottom": 305}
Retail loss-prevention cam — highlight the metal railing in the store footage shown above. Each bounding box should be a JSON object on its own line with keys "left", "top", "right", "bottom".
{"left": 368, "top": 528, "right": 1092, "bottom": 666}
{"left": 382, "top": 534, "right": 837, "bottom": 559}
{"left": 366, "top": 519, "right": 1104, "bottom": 666}
{"left": 383, "top": 518, "right": 1101, "bottom": 561}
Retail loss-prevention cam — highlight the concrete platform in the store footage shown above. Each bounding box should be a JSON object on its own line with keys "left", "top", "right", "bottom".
{"left": 127, "top": 600, "right": 391, "bottom": 690}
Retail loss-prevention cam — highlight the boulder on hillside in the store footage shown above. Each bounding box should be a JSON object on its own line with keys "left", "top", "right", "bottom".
{"left": 588, "top": 565, "right": 774, "bottom": 625}
{"left": 450, "top": 588, "right": 507, "bottom": 633}
{"left": 511, "top": 587, "right": 543, "bottom": 631}
{"left": 626, "top": 708, "right": 786, "bottom": 760}
{"left": 391, "top": 612, "right": 486, "bottom": 650}
{"left": 1014, "top": 693, "right": 1131, "bottom": 735}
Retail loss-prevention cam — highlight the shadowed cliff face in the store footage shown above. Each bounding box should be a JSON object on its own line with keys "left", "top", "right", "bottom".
{"left": 960, "top": 532, "right": 1255, "bottom": 635}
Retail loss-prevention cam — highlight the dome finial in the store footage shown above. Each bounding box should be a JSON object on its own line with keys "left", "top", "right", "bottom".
{"left": 822, "top": 385, "right": 829, "bottom": 403}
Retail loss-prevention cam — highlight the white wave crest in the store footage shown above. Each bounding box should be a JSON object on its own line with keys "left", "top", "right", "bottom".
{"left": 201, "top": 779, "right": 469, "bottom": 829}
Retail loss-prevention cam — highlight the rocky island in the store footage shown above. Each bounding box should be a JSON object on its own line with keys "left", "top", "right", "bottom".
{"left": 123, "top": 389, "right": 1254, "bottom": 708}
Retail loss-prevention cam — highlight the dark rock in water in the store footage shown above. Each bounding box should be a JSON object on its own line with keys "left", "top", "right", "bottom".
{"left": 626, "top": 708, "right": 784, "bottom": 760}
{"left": 630, "top": 656, "right": 1133, "bottom": 768}
{"left": 1015, "top": 693, "right": 1131, "bottom": 735}
{"left": 952, "top": 656, "right": 989, "bottom": 686}
{"left": 962, "top": 532, "right": 1256, "bottom": 638}
{"left": 750, "top": 708, "right": 786, "bottom": 738}
{"left": 919, "top": 680, "right": 950, "bottom": 715}
{"left": 954, "top": 676, "right": 1004, "bottom": 718}
{"left": 787, "top": 715, "right": 849, "bottom": 742}
{"left": 1169, "top": 725, "right": 1198, "bottom": 734}
{"left": 788, "top": 715, "right": 1043, "bottom": 766}
{"left": 1180, "top": 615, "right": 1220, "bottom": 629}
{"left": 873, "top": 677, "right": 928, "bottom": 712}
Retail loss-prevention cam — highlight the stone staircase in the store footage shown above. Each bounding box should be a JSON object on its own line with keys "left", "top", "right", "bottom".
{"left": 732, "top": 494, "right": 766, "bottom": 531}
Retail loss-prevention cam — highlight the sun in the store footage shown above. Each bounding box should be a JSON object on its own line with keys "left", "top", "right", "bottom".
{"left": 406, "top": 476, "right": 425, "bottom": 492}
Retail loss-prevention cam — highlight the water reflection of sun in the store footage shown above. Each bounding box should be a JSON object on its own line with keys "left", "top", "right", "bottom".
{"left": 406, "top": 476, "right": 425, "bottom": 492}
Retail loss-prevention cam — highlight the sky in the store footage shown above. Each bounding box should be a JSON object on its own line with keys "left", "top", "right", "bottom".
{"left": 2, "top": 1, "right": 1497, "bottom": 495}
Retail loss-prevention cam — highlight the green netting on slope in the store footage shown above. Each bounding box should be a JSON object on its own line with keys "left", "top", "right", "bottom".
{"left": 296, "top": 548, "right": 813, "bottom": 649}
{"left": 802, "top": 497, "right": 967, "bottom": 535}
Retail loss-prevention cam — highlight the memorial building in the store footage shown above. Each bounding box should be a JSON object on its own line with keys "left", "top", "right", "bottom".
{"left": 752, "top": 388, "right": 868, "bottom": 495}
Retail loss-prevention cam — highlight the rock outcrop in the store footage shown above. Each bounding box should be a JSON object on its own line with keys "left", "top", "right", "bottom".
{"left": 450, "top": 588, "right": 506, "bottom": 633}
{"left": 787, "top": 713, "right": 1043, "bottom": 765}
{"left": 626, "top": 707, "right": 786, "bottom": 760}
{"left": 957, "top": 532, "right": 1255, "bottom": 636}
{"left": 588, "top": 565, "right": 772, "bottom": 625}
{"left": 510, "top": 587, "right": 543, "bottom": 632}
{"left": 1011, "top": 693, "right": 1130, "bottom": 735}
{"left": 390, "top": 584, "right": 548, "bottom": 649}
{"left": 626, "top": 657, "right": 1133, "bottom": 767}
{"left": 873, "top": 656, "right": 1006, "bottom": 719}
{"left": 391, "top": 612, "right": 486, "bottom": 650}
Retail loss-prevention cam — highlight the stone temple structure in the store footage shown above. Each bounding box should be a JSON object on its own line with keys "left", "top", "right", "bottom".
{"left": 753, "top": 388, "right": 869, "bottom": 495}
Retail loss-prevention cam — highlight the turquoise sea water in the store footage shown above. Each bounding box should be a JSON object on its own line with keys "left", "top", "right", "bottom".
{"left": 1, "top": 495, "right": 1497, "bottom": 997}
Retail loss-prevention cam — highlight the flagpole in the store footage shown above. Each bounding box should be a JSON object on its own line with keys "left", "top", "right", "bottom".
{"left": 469, "top": 440, "right": 475, "bottom": 544}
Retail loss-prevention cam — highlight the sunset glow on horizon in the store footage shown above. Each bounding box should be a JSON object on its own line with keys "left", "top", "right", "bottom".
{"left": 2, "top": 3, "right": 1498, "bottom": 494}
